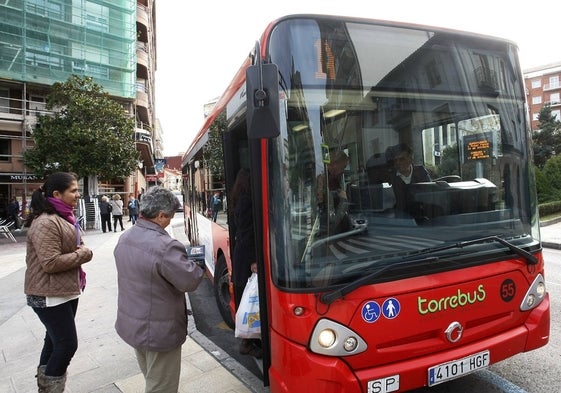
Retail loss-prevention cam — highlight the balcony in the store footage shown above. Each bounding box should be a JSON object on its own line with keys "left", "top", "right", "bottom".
{"left": 135, "top": 128, "right": 154, "bottom": 167}
{"left": 0, "top": 94, "right": 44, "bottom": 134}
{"left": 543, "top": 83, "right": 560, "bottom": 92}
{"left": 137, "top": 4, "right": 149, "bottom": 26}
{"left": 137, "top": 43, "right": 149, "bottom": 72}
{"left": 545, "top": 100, "right": 561, "bottom": 108}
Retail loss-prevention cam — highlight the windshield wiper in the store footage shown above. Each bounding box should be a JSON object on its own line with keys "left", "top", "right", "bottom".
{"left": 319, "top": 235, "right": 537, "bottom": 305}
{"left": 415, "top": 235, "right": 537, "bottom": 266}
{"left": 320, "top": 256, "right": 438, "bottom": 305}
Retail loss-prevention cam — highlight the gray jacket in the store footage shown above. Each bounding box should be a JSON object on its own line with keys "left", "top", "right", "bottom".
{"left": 110, "top": 199, "right": 123, "bottom": 216}
{"left": 114, "top": 218, "right": 204, "bottom": 351}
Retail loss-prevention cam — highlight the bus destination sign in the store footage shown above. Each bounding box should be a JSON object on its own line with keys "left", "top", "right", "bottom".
{"left": 464, "top": 134, "right": 492, "bottom": 161}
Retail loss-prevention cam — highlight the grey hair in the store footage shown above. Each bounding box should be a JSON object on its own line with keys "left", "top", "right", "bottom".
{"left": 139, "top": 186, "right": 180, "bottom": 218}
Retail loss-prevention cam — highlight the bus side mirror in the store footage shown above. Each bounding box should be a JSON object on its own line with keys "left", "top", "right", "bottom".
{"left": 246, "top": 62, "right": 280, "bottom": 139}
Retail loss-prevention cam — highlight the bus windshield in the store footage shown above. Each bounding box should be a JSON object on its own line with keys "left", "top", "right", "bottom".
{"left": 265, "top": 18, "right": 539, "bottom": 290}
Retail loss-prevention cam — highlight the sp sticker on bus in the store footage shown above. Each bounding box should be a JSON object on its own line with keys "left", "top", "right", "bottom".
{"left": 368, "top": 374, "right": 399, "bottom": 393}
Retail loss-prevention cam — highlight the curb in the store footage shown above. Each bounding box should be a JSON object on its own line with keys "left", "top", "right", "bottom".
{"left": 185, "top": 294, "right": 265, "bottom": 393}
{"left": 540, "top": 216, "right": 561, "bottom": 227}
{"left": 542, "top": 241, "right": 561, "bottom": 250}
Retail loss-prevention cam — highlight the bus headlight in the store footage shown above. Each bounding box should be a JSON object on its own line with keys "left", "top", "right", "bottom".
{"left": 318, "top": 329, "right": 336, "bottom": 348}
{"left": 310, "top": 319, "right": 367, "bottom": 356}
{"left": 520, "top": 274, "right": 546, "bottom": 311}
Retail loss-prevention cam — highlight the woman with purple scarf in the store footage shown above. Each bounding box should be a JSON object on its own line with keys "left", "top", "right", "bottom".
{"left": 24, "top": 172, "right": 93, "bottom": 392}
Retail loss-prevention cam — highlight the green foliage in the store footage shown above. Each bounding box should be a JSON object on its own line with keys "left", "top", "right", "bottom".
{"left": 203, "top": 112, "right": 225, "bottom": 188}
{"left": 539, "top": 200, "right": 561, "bottom": 217}
{"left": 536, "top": 155, "right": 561, "bottom": 203}
{"left": 435, "top": 144, "right": 478, "bottom": 180}
{"left": 532, "top": 104, "right": 561, "bottom": 168}
{"left": 24, "top": 75, "right": 139, "bottom": 182}
{"left": 435, "top": 144, "right": 460, "bottom": 177}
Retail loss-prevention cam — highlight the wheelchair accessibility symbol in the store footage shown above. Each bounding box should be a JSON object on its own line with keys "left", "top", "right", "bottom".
{"left": 361, "top": 301, "right": 381, "bottom": 323}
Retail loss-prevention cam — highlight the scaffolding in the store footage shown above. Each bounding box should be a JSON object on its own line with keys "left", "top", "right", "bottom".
{"left": 0, "top": 0, "right": 136, "bottom": 98}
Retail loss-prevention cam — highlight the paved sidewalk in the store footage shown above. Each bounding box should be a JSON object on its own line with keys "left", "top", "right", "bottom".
{"left": 540, "top": 216, "right": 561, "bottom": 249}
{"left": 0, "top": 218, "right": 266, "bottom": 393}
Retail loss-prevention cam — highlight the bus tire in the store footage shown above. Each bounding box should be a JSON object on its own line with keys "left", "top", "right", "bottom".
{"left": 214, "top": 254, "right": 235, "bottom": 329}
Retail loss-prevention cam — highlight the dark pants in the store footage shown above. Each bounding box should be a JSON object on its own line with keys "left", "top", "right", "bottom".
{"left": 9, "top": 213, "right": 20, "bottom": 229}
{"left": 100, "top": 213, "right": 111, "bottom": 232}
{"left": 113, "top": 215, "right": 124, "bottom": 231}
{"left": 33, "top": 299, "right": 79, "bottom": 377}
{"left": 130, "top": 213, "right": 138, "bottom": 225}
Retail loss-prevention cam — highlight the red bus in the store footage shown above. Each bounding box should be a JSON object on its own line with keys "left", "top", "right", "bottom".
{"left": 181, "top": 14, "right": 549, "bottom": 393}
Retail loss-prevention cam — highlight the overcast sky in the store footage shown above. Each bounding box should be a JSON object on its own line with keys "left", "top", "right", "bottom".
{"left": 155, "top": 0, "right": 559, "bottom": 156}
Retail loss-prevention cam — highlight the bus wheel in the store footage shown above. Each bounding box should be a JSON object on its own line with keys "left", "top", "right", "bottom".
{"left": 214, "top": 254, "right": 235, "bottom": 329}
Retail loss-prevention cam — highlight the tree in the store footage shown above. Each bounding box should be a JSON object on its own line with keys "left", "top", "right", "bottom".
{"left": 536, "top": 155, "right": 561, "bottom": 203}
{"left": 203, "top": 112, "right": 225, "bottom": 189}
{"left": 24, "top": 75, "right": 139, "bottom": 187}
{"left": 532, "top": 104, "right": 561, "bottom": 168}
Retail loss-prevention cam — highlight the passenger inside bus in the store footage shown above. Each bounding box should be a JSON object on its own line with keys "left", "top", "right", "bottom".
{"left": 230, "top": 168, "right": 262, "bottom": 358}
{"left": 386, "top": 143, "right": 431, "bottom": 215}
{"left": 317, "top": 150, "right": 351, "bottom": 234}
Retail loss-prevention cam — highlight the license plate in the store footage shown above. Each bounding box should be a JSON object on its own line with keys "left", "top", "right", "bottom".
{"left": 428, "top": 350, "right": 490, "bottom": 386}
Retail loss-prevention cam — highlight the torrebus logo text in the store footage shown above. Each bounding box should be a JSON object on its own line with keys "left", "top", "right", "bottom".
{"left": 418, "top": 285, "right": 486, "bottom": 315}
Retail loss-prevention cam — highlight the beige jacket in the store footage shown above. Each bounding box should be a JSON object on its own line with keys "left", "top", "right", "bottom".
{"left": 24, "top": 213, "right": 93, "bottom": 297}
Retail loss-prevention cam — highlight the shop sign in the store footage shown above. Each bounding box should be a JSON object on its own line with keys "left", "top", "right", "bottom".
{"left": 0, "top": 174, "right": 41, "bottom": 183}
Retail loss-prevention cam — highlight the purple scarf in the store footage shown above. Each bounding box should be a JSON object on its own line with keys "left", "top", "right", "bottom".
{"left": 47, "top": 197, "right": 86, "bottom": 290}
{"left": 47, "top": 197, "right": 76, "bottom": 224}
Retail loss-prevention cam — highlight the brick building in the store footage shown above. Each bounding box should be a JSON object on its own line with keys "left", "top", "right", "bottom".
{"left": 524, "top": 61, "right": 561, "bottom": 131}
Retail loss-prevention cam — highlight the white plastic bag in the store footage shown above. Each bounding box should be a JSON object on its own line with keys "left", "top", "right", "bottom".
{"left": 235, "top": 273, "right": 261, "bottom": 339}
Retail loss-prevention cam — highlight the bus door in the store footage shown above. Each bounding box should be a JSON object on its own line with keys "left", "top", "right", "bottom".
{"left": 223, "top": 118, "right": 273, "bottom": 384}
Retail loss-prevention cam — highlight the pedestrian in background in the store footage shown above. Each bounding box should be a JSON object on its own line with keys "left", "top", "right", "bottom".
{"left": 114, "top": 186, "right": 204, "bottom": 392}
{"left": 7, "top": 196, "right": 21, "bottom": 231}
{"left": 24, "top": 172, "right": 93, "bottom": 392}
{"left": 127, "top": 194, "right": 139, "bottom": 225}
{"left": 110, "top": 194, "right": 124, "bottom": 231}
{"left": 99, "top": 195, "right": 112, "bottom": 233}
{"left": 211, "top": 191, "right": 221, "bottom": 222}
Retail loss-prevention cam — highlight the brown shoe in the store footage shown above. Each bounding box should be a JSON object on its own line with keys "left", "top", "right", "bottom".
{"left": 247, "top": 345, "right": 263, "bottom": 359}
{"left": 239, "top": 339, "right": 253, "bottom": 354}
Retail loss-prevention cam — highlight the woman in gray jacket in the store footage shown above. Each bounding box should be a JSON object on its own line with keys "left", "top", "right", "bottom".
{"left": 114, "top": 186, "right": 204, "bottom": 392}
{"left": 110, "top": 194, "right": 124, "bottom": 231}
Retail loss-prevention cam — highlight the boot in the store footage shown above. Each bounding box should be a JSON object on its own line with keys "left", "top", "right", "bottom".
{"left": 37, "top": 371, "right": 66, "bottom": 393}
{"left": 35, "top": 365, "right": 46, "bottom": 390}
{"left": 239, "top": 339, "right": 253, "bottom": 354}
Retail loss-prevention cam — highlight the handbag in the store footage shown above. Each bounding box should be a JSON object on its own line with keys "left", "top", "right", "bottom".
{"left": 234, "top": 273, "right": 261, "bottom": 339}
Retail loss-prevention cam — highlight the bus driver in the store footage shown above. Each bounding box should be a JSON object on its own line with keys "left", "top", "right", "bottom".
{"left": 386, "top": 143, "right": 431, "bottom": 214}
